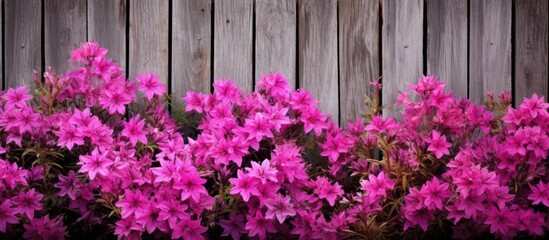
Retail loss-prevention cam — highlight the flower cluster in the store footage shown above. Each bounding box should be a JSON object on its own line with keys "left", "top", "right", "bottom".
{"left": 0, "top": 42, "right": 548, "bottom": 239}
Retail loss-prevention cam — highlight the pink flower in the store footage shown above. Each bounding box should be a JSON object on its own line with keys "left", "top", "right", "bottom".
{"left": 515, "top": 209, "right": 545, "bottom": 236}
{"left": 136, "top": 203, "right": 167, "bottom": 234}
{"left": 257, "top": 72, "right": 292, "bottom": 98}
{"left": 157, "top": 199, "right": 188, "bottom": 226}
{"left": 454, "top": 193, "right": 484, "bottom": 218}
{"left": 173, "top": 172, "right": 207, "bottom": 202}
{"left": 365, "top": 116, "right": 398, "bottom": 134}
{"left": 246, "top": 159, "right": 278, "bottom": 184}
{"left": 98, "top": 88, "right": 132, "bottom": 114}
{"left": 78, "top": 148, "right": 113, "bottom": 180}
{"left": 421, "top": 177, "right": 451, "bottom": 210}
{"left": 243, "top": 112, "right": 274, "bottom": 142}
{"left": 229, "top": 170, "right": 260, "bottom": 202}
{"left": 55, "top": 124, "right": 84, "bottom": 150}
{"left": 69, "top": 42, "right": 108, "bottom": 63}
{"left": 116, "top": 189, "right": 150, "bottom": 218}
{"left": 0, "top": 161, "right": 28, "bottom": 189}
{"left": 314, "top": 177, "right": 345, "bottom": 206}
{"left": 301, "top": 108, "right": 328, "bottom": 135}
{"left": 114, "top": 216, "right": 142, "bottom": 239}
{"left": 22, "top": 215, "right": 67, "bottom": 240}
{"left": 137, "top": 72, "right": 166, "bottom": 100}
{"left": 519, "top": 93, "right": 549, "bottom": 118}
{"left": 2, "top": 86, "right": 33, "bottom": 109}
{"left": 171, "top": 216, "right": 207, "bottom": 240}
{"left": 245, "top": 210, "right": 276, "bottom": 240}
{"left": 12, "top": 188, "right": 43, "bottom": 219}
{"left": 290, "top": 89, "right": 318, "bottom": 111}
{"left": 528, "top": 181, "right": 549, "bottom": 206}
{"left": 182, "top": 91, "right": 206, "bottom": 113}
{"left": 425, "top": 130, "right": 451, "bottom": 158}
{"left": 484, "top": 206, "right": 517, "bottom": 238}
{"left": 360, "top": 171, "right": 395, "bottom": 198}
{"left": 0, "top": 200, "right": 18, "bottom": 232}
{"left": 213, "top": 79, "right": 241, "bottom": 102}
{"left": 264, "top": 194, "right": 296, "bottom": 223}
{"left": 219, "top": 213, "right": 246, "bottom": 239}
{"left": 320, "top": 132, "right": 353, "bottom": 162}
{"left": 121, "top": 115, "right": 148, "bottom": 146}
{"left": 402, "top": 207, "right": 433, "bottom": 231}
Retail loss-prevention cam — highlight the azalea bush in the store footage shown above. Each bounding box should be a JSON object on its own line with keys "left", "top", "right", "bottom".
{"left": 0, "top": 42, "right": 548, "bottom": 239}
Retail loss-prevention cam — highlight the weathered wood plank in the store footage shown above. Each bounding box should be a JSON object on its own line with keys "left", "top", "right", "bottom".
{"left": 129, "top": 0, "right": 169, "bottom": 83}
{"left": 514, "top": 0, "right": 548, "bottom": 104}
{"left": 427, "top": 0, "right": 467, "bottom": 98}
{"left": 382, "top": 0, "right": 424, "bottom": 116}
{"left": 256, "top": 0, "right": 297, "bottom": 89}
{"left": 172, "top": 0, "right": 211, "bottom": 106}
{"left": 88, "top": 0, "right": 127, "bottom": 68}
{"left": 5, "top": 0, "right": 42, "bottom": 88}
{"left": 469, "top": 0, "right": 512, "bottom": 104}
{"left": 214, "top": 0, "right": 253, "bottom": 91}
{"left": 45, "top": 0, "right": 87, "bottom": 74}
{"left": 339, "top": 0, "right": 379, "bottom": 127}
{"left": 298, "top": 0, "right": 338, "bottom": 124}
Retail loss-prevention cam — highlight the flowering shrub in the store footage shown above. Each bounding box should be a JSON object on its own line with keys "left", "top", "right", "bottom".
{"left": 0, "top": 42, "right": 548, "bottom": 239}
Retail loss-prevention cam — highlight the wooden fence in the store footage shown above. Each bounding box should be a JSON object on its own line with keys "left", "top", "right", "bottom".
{"left": 1, "top": 0, "right": 548, "bottom": 126}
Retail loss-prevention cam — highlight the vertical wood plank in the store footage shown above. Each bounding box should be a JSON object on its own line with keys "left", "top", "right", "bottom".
{"left": 214, "top": 0, "right": 253, "bottom": 91}
{"left": 339, "top": 0, "right": 380, "bottom": 127}
{"left": 88, "top": 0, "right": 127, "bottom": 68}
{"left": 426, "top": 0, "right": 467, "bottom": 98}
{"left": 172, "top": 0, "right": 211, "bottom": 105}
{"left": 5, "top": 0, "right": 42, "bottom": 88}
{"left": 469, "top": 0, "right": 512, "bottom": 104}
{"left": 514, "top": 0, "right": 548, "bottom": 104}
{"left": 298, "top": 0, "right": 338, "bottom": 124}
{"left": 129, "top": 0, "right": 169, "bottom": 83}
{"left": 45, "top": 0, "right": 87, "bottom": 74}
{"left": 256, "top": 0, "right": 297, "bottom": 89}
{"left": 382, "top": 0, "right": 424, "bottom": 116}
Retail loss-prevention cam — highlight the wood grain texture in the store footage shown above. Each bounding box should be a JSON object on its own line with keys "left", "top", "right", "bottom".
{"left": 469, "top": 0, "right": 512, "bottom": 104}
{"left": 256, "top": 0, "right": 297, "bottom": 89}
{"left": 45, "top": 0, "right": 87, "bottom": 74}
{"left": 172, "top": 0, "right": 211, "bottom": 106}
{"left": 298, "top": 0, "right": 339, "bottom": 124}
{"left": 129, "top": 0, "right": 169, "bottom": 83}
{"left": 4, "top": 0, "right": 41, "bottom": 88}
{"left": 214, "top": 0, "right": 253, "bottom": 91}
{"left": 382, "top": 0, "right": 424, "bottom": 116}
{"left": 339, "top": 0, "right": 379, "bottom": 127}
{"left": 88, "top": 0, "right": 127, "bottom": 68}
{"left": 514, "top": 0, "right": 548, "bottom": 104}
{"left": 427, "top": 0, "right": 467, "bottom": 98}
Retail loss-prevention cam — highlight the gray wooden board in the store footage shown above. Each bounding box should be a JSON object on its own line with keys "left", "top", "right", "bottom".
{"left": 255, "top": 0, "right": 297, "bottom": 89}
{"left": 339, "top": 0, "right": 380, "bottom": 127}
{"left": 88, "top": 0, "right": 127, "bottom": 68}
{"left": 45, "top": 0, "right": 87, "bottom": 74}
{"left": 469, "top": 0, "right": 512, "bottom": 104}
{"left": 129, "top": 0, "right": 169, "bottom": 84}
{"left": 214, "top": 0, "right": 253, "bottom": 92}
{"left": 382, "top": 0, "right": 424, "bottom": 116}
{"left": 514, "top": 0, "right": 549, "bottom": 104}
{"left": 5, "top": 0, "right": 42, "bottom": 88}
{"left": 298, "top": 0, "right": 339, "bottom": 124}
{"left": 172, "top": 0, "right": 212, "bottom": 108}
{"left": 426, "top": 0, "right": 467, "bottom": 98}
